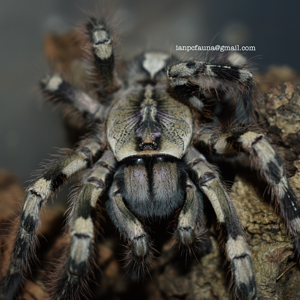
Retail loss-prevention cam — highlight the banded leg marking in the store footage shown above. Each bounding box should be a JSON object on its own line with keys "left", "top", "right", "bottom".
{"left": 186, "top": 147, "right": 257, "bottom": 300}
{"left": 177, "top": 179, "right": 204, "bottom": 247}
{"left": 0, "top": 137, "right": 104, "bottom": 300}
{"left": 86, "top": 18, "right": 121, "bottom": 94}
{"left": 51, "top": 150, "right": 116, "bottom": 300}
{"left": 167, "top": 58, "right": 255, "bottom": 123}
{"left": 41, "top": 74, "right": 109, "bottom": 123}
{"left": 239, "top": 132, "right": 300, "bottom": 259}
{"left": 107, "top": 177, "right": 151, "bottom": 278}
{"left": 199, "top": 129, "right": 300, "bottom": 260}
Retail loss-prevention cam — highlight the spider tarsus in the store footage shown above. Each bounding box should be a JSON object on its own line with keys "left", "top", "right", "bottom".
{"left": 0, "top": 272, "right": 23, "bottom": 300}
{"left": 123, "top": 242, "right": 154, "bottom": 281}
{"left": 49, "top": 248, "right": 96, "bottom": 300}
{"left": 176, "top": 225, "right": 212, "bottom": 258}
{"left": 50, "top": 271, "right": 92, "bottom": 300}
{"left": 234, "top": 276, "right": 258, "bottom": 300}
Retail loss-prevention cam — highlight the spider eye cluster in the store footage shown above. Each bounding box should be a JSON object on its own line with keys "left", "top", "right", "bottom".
{"left": 138, "top": 141, "right": 158, "bottom": 151}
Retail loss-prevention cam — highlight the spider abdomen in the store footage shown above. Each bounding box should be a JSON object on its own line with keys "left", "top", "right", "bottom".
{"left": 114, "top": 157, "right": 187, "bottom": 218}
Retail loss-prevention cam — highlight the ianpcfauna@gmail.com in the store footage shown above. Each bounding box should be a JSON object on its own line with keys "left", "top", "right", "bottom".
{"left": 175, "top": 44, "right": 256, "bottom": 52}
{"left": 0, "top": 14, "right": 300, "bottom": 300}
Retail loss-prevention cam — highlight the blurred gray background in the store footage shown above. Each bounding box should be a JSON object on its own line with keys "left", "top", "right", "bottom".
{"left": 1, "top": 0, "right": 299, "bottom": 186}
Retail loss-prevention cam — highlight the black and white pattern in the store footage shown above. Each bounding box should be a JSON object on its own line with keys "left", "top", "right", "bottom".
{"left": 196, "top": 127, "right": 300, "bottom": 261}
{"left": 1, "top": 15, "right": 299, "bottom": 300}
{"left": 167, "top": 55, "right": 256, "bottom": 124}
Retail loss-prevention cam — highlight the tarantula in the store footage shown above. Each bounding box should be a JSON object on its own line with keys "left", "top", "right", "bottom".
{"left": 1, "top": 17, "right": 300, "bottom": 300}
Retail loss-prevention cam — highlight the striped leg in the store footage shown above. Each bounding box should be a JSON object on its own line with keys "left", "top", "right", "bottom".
{"left": 0, "top": 136, "right": 104, "bottom": 300}
{"left": 106, "top": 175, "right": 152, "bottom": 279}
{"left": 51, "top": 150, "right": 116, "bottom": 300}
{"left": 176, "top": 178, "right": 210, "bottom": 255}
{"left": 167, "top": 56, "right": 255, "bottom": 123}
{"left": 86, "top": 18, "right": 121, "bottom": 95}
{"left": 198, "top": 128, "right": 300, "bottom": 262}
{"left": 185, "top": 147, "right": 257, "bottom": 300}
{"left": 41, "top": 74, "right": 109, "bottom": 123}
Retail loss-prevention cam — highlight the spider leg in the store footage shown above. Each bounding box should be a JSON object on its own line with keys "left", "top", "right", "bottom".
{"left": 176, "top": 177, "right": 210, "bottom": 250}
{"left": 167, "top": 57, "right": 255, "bottom": 124}
{"left": 177, "top": 178, "right": 203, "bottom": 246}
{"left": 197, "top": 127, "right": 300, "bottom": 263}
{"left": 185, "top": 147, "right": 257, "bottom": 300}
{"left": 41, "top": 75, "right": 109, "bottom": 123}
{"left": 51, "top": 150, "right": 116, "bottom": 300}
{"left": 106, "top": 173, "right": 152, "bottom": 279}
{"left": 0, "top": 135, "right": 104, "bottom": 300}
{"left": 85, "top": 18, "right": 121, "bottom": 95}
